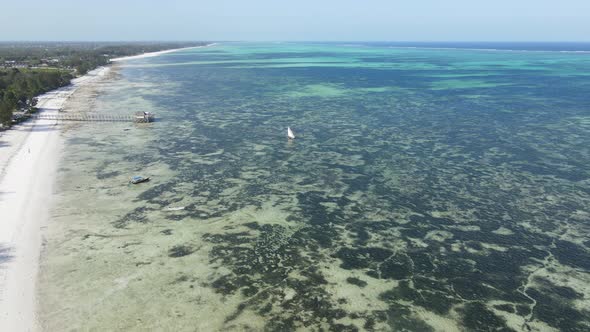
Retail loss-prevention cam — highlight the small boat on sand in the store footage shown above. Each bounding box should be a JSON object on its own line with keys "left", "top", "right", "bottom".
{"left": 130, "top": 176, "right": 150, "bottom": 184}
{"left": 287, "top": 127, "right": 295, "bottom": 139}
{"left": 165, "top": 206, "right": 185, "bottom": 211}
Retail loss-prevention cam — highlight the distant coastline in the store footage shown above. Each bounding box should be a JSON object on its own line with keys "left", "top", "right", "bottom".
{"left": 0, "top": 42, "right": 213, "bottom": 128}
{"left": 110, "top": 43, "right": 217, "bottom": 62}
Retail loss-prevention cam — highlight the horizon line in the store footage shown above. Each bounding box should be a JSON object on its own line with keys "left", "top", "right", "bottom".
{"left": 2, "top": 40, "right": 590, "bottom": 43}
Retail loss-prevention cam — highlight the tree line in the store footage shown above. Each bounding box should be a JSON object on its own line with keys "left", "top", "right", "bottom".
{"left": 0, "top": 42, "right": 207, "bottom": 126}
{"left": 0, "top": 69, "right": 72, "bottom": 125}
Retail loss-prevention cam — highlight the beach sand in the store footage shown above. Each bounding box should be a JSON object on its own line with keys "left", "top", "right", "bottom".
{"left": 110, "top": 44, "right": 214, "bottom": 62}
{"left": 0, "top": 66, "right": 110, "bottom": 331}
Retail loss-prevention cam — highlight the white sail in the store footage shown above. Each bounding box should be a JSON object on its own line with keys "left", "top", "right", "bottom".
{"left": 287, "top": 126, "right": 295, "bottom": 139}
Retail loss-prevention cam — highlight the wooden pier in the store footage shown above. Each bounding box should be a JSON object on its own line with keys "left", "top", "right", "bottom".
{"left": 31, "top": 112, "right": 155, "bottom": 123}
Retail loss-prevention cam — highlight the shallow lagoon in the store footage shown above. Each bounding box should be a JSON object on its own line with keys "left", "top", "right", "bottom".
{"left": 39, "top": 43, "right": 590, "bottom": 331}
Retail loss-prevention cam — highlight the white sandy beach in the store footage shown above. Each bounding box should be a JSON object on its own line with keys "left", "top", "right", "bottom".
{"left": 110, "top": 44, "right": 215, "bottom": 62}
{"left": 0, "top": 66, "right": 110, "bottom": 331}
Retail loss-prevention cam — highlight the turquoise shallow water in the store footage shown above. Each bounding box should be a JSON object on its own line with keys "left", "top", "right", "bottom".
{"left": 40, "top": 43, "right": 590, "bottom": 331}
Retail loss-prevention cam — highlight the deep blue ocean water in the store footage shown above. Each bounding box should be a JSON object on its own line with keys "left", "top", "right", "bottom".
{"left": 324, "top": 41, "right": 590, "bottom": 52}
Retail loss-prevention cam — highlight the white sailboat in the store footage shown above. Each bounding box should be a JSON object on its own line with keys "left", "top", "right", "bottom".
{"left": 287, "top": 126, "right": 295, "bottom": 139}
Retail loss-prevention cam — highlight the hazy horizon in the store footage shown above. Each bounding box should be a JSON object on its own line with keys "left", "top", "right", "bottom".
{"left": 2, "top": 40, "right": 590, "bottom": 43}
{"left": 1, "top": 0, "right": 589, "bottom": 42}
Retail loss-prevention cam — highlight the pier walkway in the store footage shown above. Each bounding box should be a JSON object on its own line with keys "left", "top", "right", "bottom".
{"left": 30, "top": 112, "right": 154, "bottom": 123}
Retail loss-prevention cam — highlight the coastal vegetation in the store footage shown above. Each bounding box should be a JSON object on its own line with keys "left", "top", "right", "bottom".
{"left": 0, "top": 42, "right": 206, "bottom": 126}
{"left": 0, "top": 68, "right": 72, "bottom": 125}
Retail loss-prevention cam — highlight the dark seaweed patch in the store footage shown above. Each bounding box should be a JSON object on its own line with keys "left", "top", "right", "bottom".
{"left": 553, "top": 240, "right": 590, "bottom": 270}
{"left": 113, "top": 206, "right": 150, "bottom": 228}
{"left": 459, "top": 302, "right": 514, "bottom": 332}
{"left": 204, "top": 222, "right": 365, "bottom": 329}
{"left": 378, "top": 253, "right": 413, "bottom": 280}
{"left": 381, "top": 303, "right": 434, "bottom": 331}
{"left": 522, "top": 276, "right": 590, "bottom": 331}
{"left": 264, "top": 317, "right": 295, "bottom": 331}
{"left": 168, "top": 245, "right": 194, "bottom": 258}
{"left": 203, "top": 232, "right": 252, "bottom": 245}
{"left": 137, "top": 182, "right": 172, "bottom": 201}
{"left": 417, "top": 290, "right": 459, "bottom": 315}
{"left": 211, "top": 274, "right": 252, "bottom": 295}
{"left": 407, "top": 252, "right": 435, "bottom": 274}
{"left": 528, "top": 287, "right": 588, "bottom": 332}
{"left": 346, "top": 277, "right": 368, "bottom": 288}
{"left": 333, "top": 247, "right": 393, "bottom": 270}
{"left": 241, "top": 285, "right": 259, "bottom": 297}
{"left": 451, "top": 277, "right": 496, "bottom": 300}
{"left": 533, "top": 277, "right": 583, "bottom": 300}
{"left": 380, "top": 280, "right": 459, "bottom": 315}
{"left": 516, "top": 304, "right": 531, "bottom": 317}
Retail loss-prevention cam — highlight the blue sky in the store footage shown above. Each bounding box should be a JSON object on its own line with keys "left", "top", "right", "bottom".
{"left": 1, "top": 0, "right": 589, "bottom": 41}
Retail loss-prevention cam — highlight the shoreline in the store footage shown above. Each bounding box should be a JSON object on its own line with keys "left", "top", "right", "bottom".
{"left": 0, "top": 44, "right": 212, "bottom": 331}
{"left": 109, "top": 43, "right": 216, "bottom": 62}
{"left": 0, "top": 66, "right": 111, "bottom": 331}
